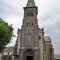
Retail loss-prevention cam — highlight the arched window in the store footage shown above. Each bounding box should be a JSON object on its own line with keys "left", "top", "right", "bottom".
{"left": 28, "top": 34, "right": 32, "bottom": 41}
{"left": 27, "top": 23, "right": 28, "bottom": 26}
{"left": 8, "top": 52, "right": 9, "bottom": 55}
{"left": 31, "top": 10, "right": 33, "bottom": 16}
{"left": 32, "top": 23, "right": 33, "bottom": 26}
{"left": 39, "top": 36, "right": 41, "bottom": 40}
{"left": 27, "top": 10, "right": 30, "bottom": 16}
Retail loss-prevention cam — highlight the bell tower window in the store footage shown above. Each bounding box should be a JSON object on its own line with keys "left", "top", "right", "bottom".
{"left": 31, "top": 10, "right": 33, "bottom": 16}
{"left": 27, "top": 10, "right": 30, "bottom": 16}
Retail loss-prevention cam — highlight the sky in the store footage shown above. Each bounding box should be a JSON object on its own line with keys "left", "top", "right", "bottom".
{"left": 0, "top": 0, "right": 60, "bottom": 54}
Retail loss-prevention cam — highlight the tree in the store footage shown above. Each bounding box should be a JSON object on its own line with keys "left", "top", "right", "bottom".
{"left": 0, "top": 18, "right": 14, "bottom": 52}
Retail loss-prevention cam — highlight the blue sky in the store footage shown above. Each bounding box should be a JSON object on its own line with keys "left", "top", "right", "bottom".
{"left": 0, "top": 0, "right": 60, "bottom": 54}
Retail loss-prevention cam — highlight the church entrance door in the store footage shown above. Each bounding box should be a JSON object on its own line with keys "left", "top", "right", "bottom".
{"left": 24, "top": 49, "right": 34, "bottom": 60}
{"left": 26, "top": 56, "right": 33, "bottom": 60}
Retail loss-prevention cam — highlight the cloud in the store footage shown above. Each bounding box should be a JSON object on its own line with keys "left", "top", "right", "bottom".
{"left": 38, "top": 0, "right": 60, "bottom": 53}
{"left": 4, "top": 15, "right": 22, "bottom": 46}
{"left": 0, "top": 0, "right": 60, "bottom": 54}
{"left": 0, "top": 0, "right": 24, "bottom": 46}
{"left": 38, "top": 13, "right": 60, "bottom": 54}
{"left": 0, "top": 0, "right": 23, "bottom": 18}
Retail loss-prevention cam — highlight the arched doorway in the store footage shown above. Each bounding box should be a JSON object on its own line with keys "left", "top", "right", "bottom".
{"left": 24, "top": 49, "right": 34, "bottom": 60}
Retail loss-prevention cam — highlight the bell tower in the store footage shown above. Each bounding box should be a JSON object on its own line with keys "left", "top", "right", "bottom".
{"left": 23, "top": 0, "right": 38, "bottom": 26}
{"left": 14, "top": 0, "right": 44, "bottom": 60}
{"left": 19, "top": 0, "right": 40, "bottom": 60}
{"left": 23, "top": 0, "right": 38, "bottom": 19}
{"left": 14, "top": 0, "right": 54, "bottom": 60}
{"left": 21, "top": 0, "right": 39, "bottom": 47}
{"left": 13, "top": 0, "right": 46, "bottom": 60}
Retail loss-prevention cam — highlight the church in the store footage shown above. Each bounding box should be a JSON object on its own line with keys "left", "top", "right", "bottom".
{"left": 13, "top": 0, "right": 54, "bottom": 60}
{"left": 1, "top": 0, "right": 54, "bottom": 60}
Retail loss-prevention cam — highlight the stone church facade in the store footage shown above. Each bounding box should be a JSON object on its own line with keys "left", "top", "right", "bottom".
{"left": 1, "top": 0, "right": 54, "bottom": 60}
{"left": 13, "top": 0, "right": 54, "bottom": 60}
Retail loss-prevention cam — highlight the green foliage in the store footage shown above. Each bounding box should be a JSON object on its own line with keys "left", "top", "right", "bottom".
{"left": 14, "top": 56, "right": 23, "bottom": 60}
{"left": 0, "top": 18, "right": 13, "bottom": 52}
{"left": 14, "top": 57, "right": 19, "bottom": 60}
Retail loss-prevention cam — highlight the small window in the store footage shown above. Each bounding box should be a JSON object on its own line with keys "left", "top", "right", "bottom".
{"left": 4, "top": 56, "right": 6, "bottom": 60}
{"left": 9, "top": 56, "right": 11, "bottom": 60}
{"left": 27, "top": 23, "right": 28, "bottom": 26}
{"left": 32, "top": 23, "right": 33, "bottom": 26}
{"left": 31, "top": 10, "right": 33, "bottom": 16}
{"left": 39, "top": 36, "right": 41, "bottom": 40}
{"left": 20, "top": 37, "right": 21, "bottom": 40}
{"left": 8, "top": 52, "right": 9, "bottom": 55}
{"left": 27, "top": 10, "right": 30, "bottom": 16}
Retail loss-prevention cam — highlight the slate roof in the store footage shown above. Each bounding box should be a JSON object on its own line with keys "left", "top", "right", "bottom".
{"left": 26, "top": 0, "right": 36, "bottom": 7}
{"left": 54, "top": 54, "right": 60, "bottom": 59}
{"left": 44, "top": 36, "right": 51, "bottom": 42}
{"left": 3, "top": 46, "right": 14, "bottom": 52}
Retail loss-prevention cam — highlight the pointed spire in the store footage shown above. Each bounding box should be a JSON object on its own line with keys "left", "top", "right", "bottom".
{"left": 26, "top": 0, "right": 36, "bottom": 7}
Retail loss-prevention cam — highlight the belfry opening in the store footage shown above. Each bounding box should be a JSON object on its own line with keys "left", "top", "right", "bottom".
{"left": 24, "top": 49, "right": 34, "bottom": 60}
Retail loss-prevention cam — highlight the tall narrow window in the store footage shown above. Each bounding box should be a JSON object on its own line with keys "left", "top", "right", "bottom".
{"left": 28, "top": 34, "right": 32, "bottom": 41}
{"left": 9, "top": 56, "right": 12, "bottom": 60}
{"left": 20, "top": 37, "right": 21, "bottom": 40}
{"left": 32, "top": 23, "right": 33, "bottom": 26}
{"left": 8, "top": 52, "right": 9, "bottom": 55}
{"left": 27, "top": 23, "right": 28, "bottom": 26}
{"left": 31, "top": 10, "right": 33, "bottom": 16}
{"left": 4, "top": 56, "right": 6, "bottom": 60}
{"left": 39, "top": 36, "right": 41, "bottom": 40}
{"left": 27, "top": 10, "right": 30, "bottom": 16}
